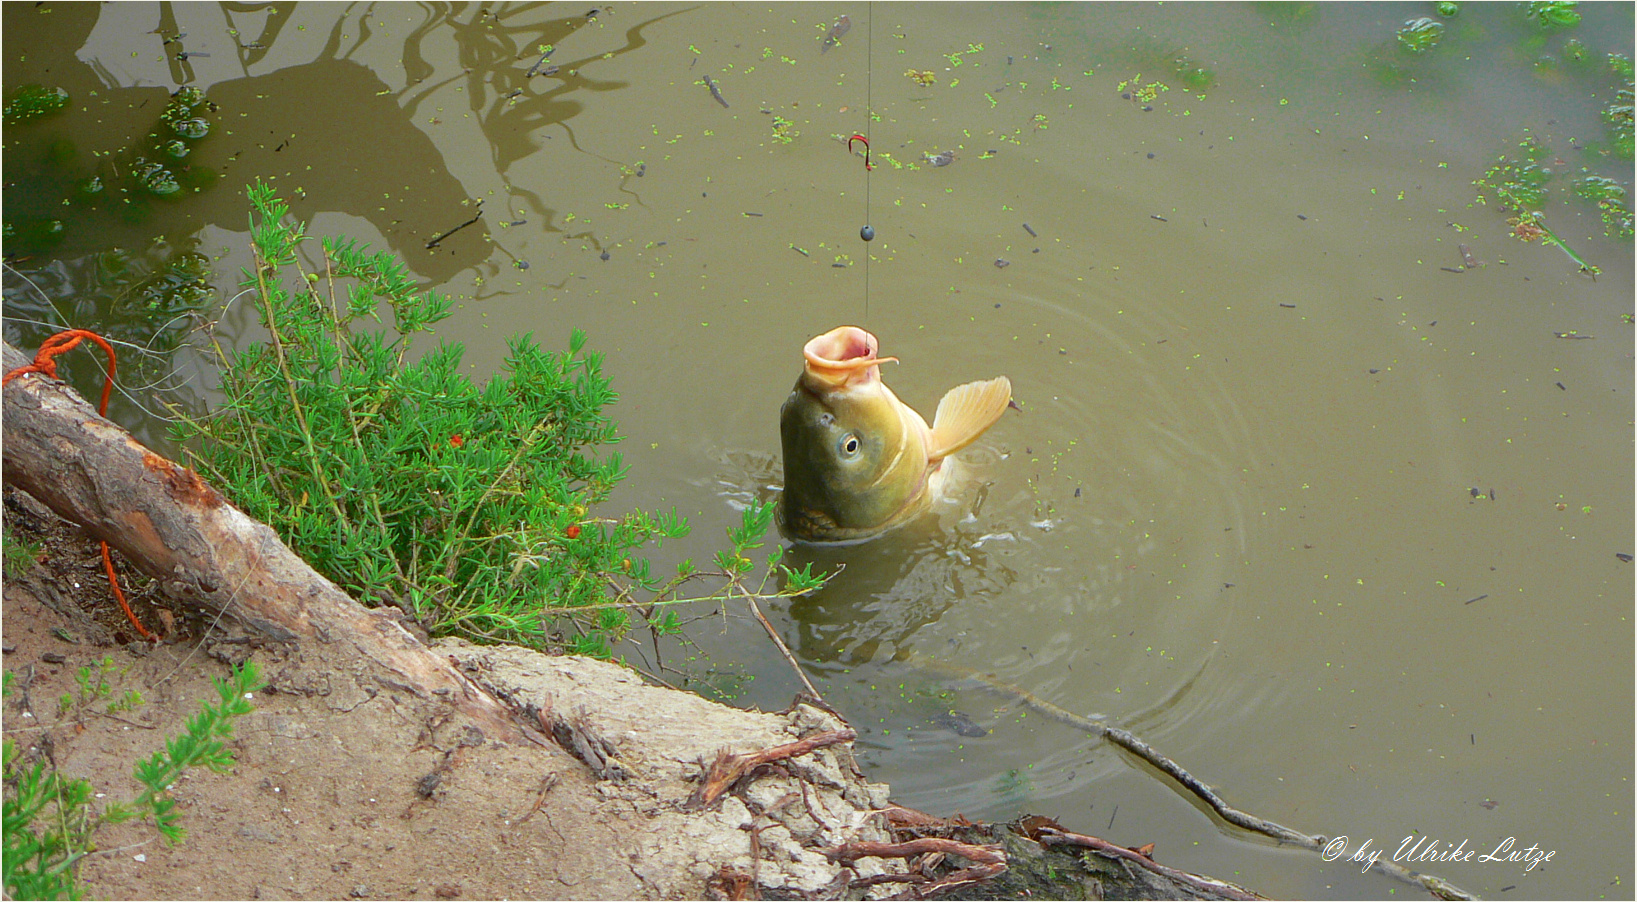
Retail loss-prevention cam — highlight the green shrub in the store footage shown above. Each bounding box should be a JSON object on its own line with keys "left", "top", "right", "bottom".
{"left": 2, "top": 663, "right": 262, "bottom": 900}
{"left": 176, "top": 183, "right": 823, "bottom": 659}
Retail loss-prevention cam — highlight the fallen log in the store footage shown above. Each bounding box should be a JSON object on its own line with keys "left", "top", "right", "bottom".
{"left": 1, "top": 339, "right": 531, "bottom": 743}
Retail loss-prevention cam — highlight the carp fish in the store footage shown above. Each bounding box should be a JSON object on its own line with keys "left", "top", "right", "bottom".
{"left": 777, "top": 326, "right": 1013, "bottom": 543}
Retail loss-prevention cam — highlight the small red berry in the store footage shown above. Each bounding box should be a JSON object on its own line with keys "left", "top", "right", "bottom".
{"left": 565, "top": 524, "right": 581, "bottom": 539}
{"left": 449, "top": 434, "right": 464, "bottom": 448}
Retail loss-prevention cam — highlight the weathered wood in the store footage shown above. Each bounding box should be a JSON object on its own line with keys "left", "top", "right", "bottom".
{"left": 923, "top": 821, "right": 1263, "bottom": 901}
{"left": 1, "top": 340, "right": 529, "bottom": 742}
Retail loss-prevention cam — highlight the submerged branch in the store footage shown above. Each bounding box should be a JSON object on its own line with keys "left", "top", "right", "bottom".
{"left": 906, "top": 651, "right": 1479, "bottom": 901}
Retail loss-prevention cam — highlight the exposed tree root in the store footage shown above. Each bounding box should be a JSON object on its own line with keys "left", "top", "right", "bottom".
{"left": 687, "top": 727, "right": 857, "bottom": 811}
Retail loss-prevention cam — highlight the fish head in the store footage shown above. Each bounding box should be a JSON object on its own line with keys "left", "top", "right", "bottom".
{"left": 778, "top": 327, "right": 933, "bottom": 543}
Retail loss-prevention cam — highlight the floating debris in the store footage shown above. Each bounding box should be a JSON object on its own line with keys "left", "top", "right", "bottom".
{"left": 425, "top": 201, "right": 483, "bottom": 249}
{"left": 1023, "top": 223, "right": 1037, "bottom": 237}
{"left": 926, "top": 149, "right": 956, "bottom": 167}
{"left": 703, "top": 75, "right": 729, "bottom": 108}
{"left": 821, "top": 15, "right": 851, "bottom": 54}
{"left": 933, "top": 710, "right": 989, "bottom": 738}
{"left": 525, "top": 46, "right": 556, "bottom": 77}
{"left": 994, "top": 258, "right": 1010, "bottom": 268}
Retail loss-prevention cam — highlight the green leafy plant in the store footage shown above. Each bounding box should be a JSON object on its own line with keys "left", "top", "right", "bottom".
{"left": 1574, "top": 176, "right": 1634, "bottom": 238}
{"left": 175, "top": 183, "right": 827, "bottom": 660}
{"left": 1116, "top": 73, "right": 1171, "bottom": 105}
{"left": 126, "top": 87, "right": 215, "bottom": 199}
{"left": 1397, "top": 17, "right": 1445, "bottom": 53}
{"left": 2, "top": 85, "right": 219, "bottom": 258}
{"left": 53, "top": 657, "right": 120, "bottom": 721}
{"left": 771, "top": 115, "right": 799, "bottom": 143}
{"left": 72, "top": 658, "right": 117, "bottom": 708}
{"left": 123, "top": 663, "right": 262, "bottom": 844}
{"left": 1508, "top": 210, "right": 1599, "bottom": 274}
{"left": 1603, "top": 54, "right": 1634, "bottom": 159}
{"left": 106, "top": 689, "right": 145, "bottom": 715}
{"left": 2, "top": 663, "right": 262, "bottom": 899}
{"left": 2, "top": 727, "right": 96, "bottom": 900}
{"left": 1524, "top": 0, "right": 1581, "bottom": 29}
{"left": 2, "top": 528, "right": 42, "bottom": 580}
{"left": 1171, "top": 55, "right": 1218, "bottom": 92}
{"left": 1473, "top": 136, "right": 1553, "bottom": 212}
{"left": 1473, "top": 133, "right": 1620, "bottom": 271}
{"left": 3, "top": 85, "right": 69, "bottom": 127}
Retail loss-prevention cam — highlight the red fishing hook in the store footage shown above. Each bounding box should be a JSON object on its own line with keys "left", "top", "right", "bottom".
{"left": 848, "top": 133, "right": 874, "bottom": 171}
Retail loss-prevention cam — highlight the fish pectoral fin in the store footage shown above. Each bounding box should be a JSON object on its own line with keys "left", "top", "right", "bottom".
{"left": 927, "top": 376, "right": 1013, "bottom": 460}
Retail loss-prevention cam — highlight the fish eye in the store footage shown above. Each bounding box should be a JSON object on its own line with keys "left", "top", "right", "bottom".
{"left": 838, "top": 433, "right": 860, "bottom": 457}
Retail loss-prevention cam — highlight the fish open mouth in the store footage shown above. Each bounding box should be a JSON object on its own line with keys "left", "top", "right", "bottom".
{"left": 802, "top": 326, "right": 898, "bottom": 387}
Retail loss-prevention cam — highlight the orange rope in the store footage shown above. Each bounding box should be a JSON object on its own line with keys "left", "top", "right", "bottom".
{"left": 4, "top": 330, "right": 156, "bottom": 641}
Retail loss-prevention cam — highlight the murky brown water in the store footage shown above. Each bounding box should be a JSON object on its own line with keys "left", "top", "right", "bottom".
{"left": 6, "top": 3, "right": 1632, "bottom": 898}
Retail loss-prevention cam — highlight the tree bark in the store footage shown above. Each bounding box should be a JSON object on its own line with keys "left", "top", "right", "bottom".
{"left": 1, "top": 340, "right": 529, "bottom": 743}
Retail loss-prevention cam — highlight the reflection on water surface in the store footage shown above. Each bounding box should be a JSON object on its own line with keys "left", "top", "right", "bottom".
{"left": 3, "top": 3, "right": 1630, "bottom": 898}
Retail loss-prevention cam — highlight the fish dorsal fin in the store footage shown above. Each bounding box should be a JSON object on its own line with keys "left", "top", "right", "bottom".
{"left": 927, "top": 376, "right": 1013, "bottom": 460}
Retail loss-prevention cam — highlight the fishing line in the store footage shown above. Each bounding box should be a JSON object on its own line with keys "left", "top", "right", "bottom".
{"left": 861, "top": 2, "right": 873, "bottom": 323}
